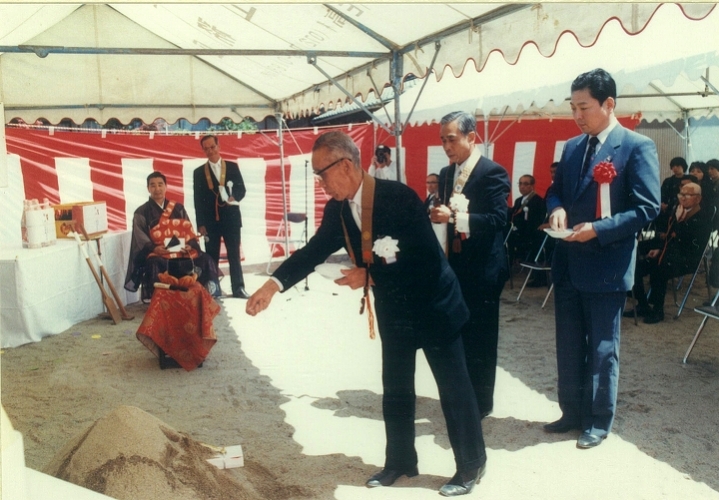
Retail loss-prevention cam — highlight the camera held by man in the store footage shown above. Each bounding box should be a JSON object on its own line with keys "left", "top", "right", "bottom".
{"left": 369, "top": 144, "right": 395, "bottom": 181}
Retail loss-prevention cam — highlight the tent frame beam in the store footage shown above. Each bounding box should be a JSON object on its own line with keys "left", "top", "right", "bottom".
{"left": 1, "top": 45, "right": 387, "bottom": 59}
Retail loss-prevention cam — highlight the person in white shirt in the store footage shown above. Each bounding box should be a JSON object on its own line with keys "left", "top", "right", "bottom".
{"left": 368, "top": 144, "right": 395, "bottom": 181}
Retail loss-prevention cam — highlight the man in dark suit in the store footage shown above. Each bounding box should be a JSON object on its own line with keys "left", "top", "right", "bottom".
{"left": 628, "top": 182, "right": 712, "bottom": 324}
{"left": 545, "top": 68, "right": 660, "bottom": 448}
{"left": 193, "top": 134, "right": 249, "bottom": 298}
{"left": 430, "top": 111, "right": 511, "bottom": 419}
{"left": 247, "top": 131, "right": 487, "bottom": 496}
{"left": 507, "top": 174, "right": 547, "bottom": 265}
{"left": 424, "top": 173, "right": 440, "bottom": 211}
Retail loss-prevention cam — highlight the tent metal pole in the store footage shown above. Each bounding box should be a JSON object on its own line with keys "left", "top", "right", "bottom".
{"left": 391, "top": 50, "right": 404, "bottom": 182}
{"left": 276, "top": 112, "right": 290, "bottom": 257}
{"left": 683, "top": 112, "right": 691, "bottom": 162}
{"left": 308, "top": 56, "right": 393, "bottom": 136}
{"left": 402, "top": 41, "right": 442, "bottom": 132}
{"left": 484, "top": 117, "right": 490, "bottom": 157}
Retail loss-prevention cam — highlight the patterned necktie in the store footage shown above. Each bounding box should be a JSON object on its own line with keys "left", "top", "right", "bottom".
{"left": 579, "top": 136, "right": 600, "bottom": 181}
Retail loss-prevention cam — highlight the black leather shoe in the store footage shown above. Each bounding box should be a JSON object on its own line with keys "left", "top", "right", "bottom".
{"left": 543, "top": 419, "right": 581, "bottom": 433}
{"left": 232, "top": 287, "right": 251, "bottom": 299}
{"left": 577, "top": 431, "right": 606, "bottom": 448}
{"left": 365, "top": 467, "right": 418, "bottom": 488}
{"left": 643, "top": 311, "right": 664, "bottom": 324}
{"left": 439, "top": 463, "right": 486, "bottom": 496}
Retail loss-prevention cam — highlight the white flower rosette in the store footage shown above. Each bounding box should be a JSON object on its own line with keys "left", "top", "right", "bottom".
{"left": 449, "top": 193, "right": 470, "bottom": 214}
{"left": 373, "top": 236, "right": 400, "bottom": 264}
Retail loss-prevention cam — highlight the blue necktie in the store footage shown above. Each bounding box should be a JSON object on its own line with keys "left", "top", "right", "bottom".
{"left": 579, "top": 136, "right": 599, "bottom": 181}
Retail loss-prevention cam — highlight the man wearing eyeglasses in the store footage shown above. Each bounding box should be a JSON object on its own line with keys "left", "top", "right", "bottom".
{"left": 247, "top": 131, "right": 487, "bottom": 497}
{"left": 193, "top": 134, "right": 249, "bottom": 299}
{"left": 507, "top": 174, "right": 546, "bottom": 266}
{"left": 627, "top": 182, "right": 712, "bottom": 324}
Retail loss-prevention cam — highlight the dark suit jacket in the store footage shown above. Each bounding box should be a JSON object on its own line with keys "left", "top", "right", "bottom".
{"left": 546, "top": 124, "right": 661, "bottom": 293}
{"left": 509, "top": 192, "right": 546, "bottom": 236}
{"left": 193, "top": 160, "right": 246, "bottom": 230}
{"left": 272, "top": 179, "right": 469, "bottom": 346}
{"left": 438, "top": 156, "right": 511, "bottom": 295}
{"left": 654, "top": 207, "right": 713, "bottom": 275}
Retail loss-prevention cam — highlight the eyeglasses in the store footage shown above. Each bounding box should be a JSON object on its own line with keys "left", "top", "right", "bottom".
{"left": 314, "top": 157, "right": 348, "bottom": 182}
{"left": 518, "top": 181, "right": 532, "bottom": 186}
{"left": 426, "top": 181, "right": 438, "bottom": 184}
{"left": 678, "top": 193, "right": 699, "bottom": 198}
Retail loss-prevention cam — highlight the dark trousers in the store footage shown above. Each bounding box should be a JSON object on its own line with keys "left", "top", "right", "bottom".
{"left": 554, "top": 276, "right": 624, "bottom": 436}
{"left": 460, "top": 285, "right": 502, "bottom": 416}
{"left": 380, "top": 332, "right": 486, "bottom": 474}
{"left": 633, "top": 256, "right": 688, "bottom": 314}
{"left": 205, "top": 222, "right": 245, "bottom": 294}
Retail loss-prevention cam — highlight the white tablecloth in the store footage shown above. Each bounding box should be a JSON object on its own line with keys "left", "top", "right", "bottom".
{"left": 0, "top": 231, "right": 138, "bottom": 348}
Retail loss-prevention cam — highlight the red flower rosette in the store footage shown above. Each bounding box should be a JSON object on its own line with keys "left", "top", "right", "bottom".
{"left": 593, "top": 161, "right": 616, "bottom": 219}
{"left": 593, "top": 161, "right": 617, "bottom": 184}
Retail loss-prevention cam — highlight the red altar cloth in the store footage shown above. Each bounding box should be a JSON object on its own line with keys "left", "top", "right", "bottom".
{"left": 136, "top": 282, "right": 220, "bottom": 371}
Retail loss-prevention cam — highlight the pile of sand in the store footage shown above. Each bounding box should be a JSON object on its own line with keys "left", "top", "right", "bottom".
{"left": 42, "top": 405, "right": 257, "bottom": 500}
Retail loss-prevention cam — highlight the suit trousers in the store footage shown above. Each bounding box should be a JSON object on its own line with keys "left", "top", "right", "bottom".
{"left": 459, "top": 284, "right": 503, "bottom": 416}
{"left": 204, "top": 221, "right": 245, "bottom": 294}
{"left": 380, "top": 327, "right": 486, "bottom": 473}
{"left": 554, "top": 276, "right": 625, "bottom": 436}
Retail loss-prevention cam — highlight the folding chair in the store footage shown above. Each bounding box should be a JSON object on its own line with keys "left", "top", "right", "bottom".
{"left": 672, "top": 209, "right": 717, "bottom": 319}
{"left": 672, "top": 236, "right": 713, "bottom": 319}
{"left": 266, "top": 212, "right": 307, "bottom": 273}
{"left": 516, "top": 233, "right": 554, "bottom": 308}
{"left": 683, "top": 287, "right": 719, "bottom": 363}
{"left": 504, "top": 222, "right": 514, "bottom": 289}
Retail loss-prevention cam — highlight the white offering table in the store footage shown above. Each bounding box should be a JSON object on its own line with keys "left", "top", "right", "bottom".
{"left": 0, "top": 231, "right": 137, "bottom": 348}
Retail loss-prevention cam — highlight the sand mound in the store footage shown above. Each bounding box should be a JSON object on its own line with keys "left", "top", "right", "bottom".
{"left": 42, "top": 405, "right": 256, "bottom": 500}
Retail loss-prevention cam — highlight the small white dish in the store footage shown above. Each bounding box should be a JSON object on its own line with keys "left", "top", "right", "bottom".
{"left": 544, "top": 228, "right": 574, "bottom": 239}
{"left": 314, "top": 263, "right": 351, "bottom": 280}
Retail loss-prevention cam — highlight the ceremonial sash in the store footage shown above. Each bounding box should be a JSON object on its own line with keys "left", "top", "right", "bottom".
{"left": 204, "top": 160, "right": 228, "bottom": 221}
{"left": 443, "top": 159, "right": 479, "bottom": 254}
{"left": 340, "top": 172, "right": 376, "bottom": 339}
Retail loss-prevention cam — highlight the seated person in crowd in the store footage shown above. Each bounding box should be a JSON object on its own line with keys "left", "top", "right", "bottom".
{"left": 626, "top": 182, "right": 712, "bottom": 324}
{"left": 688, "top": 162, "right": 715, "bottom": 210}
{"left": 660, "top": 156, "right": 688, "bottom": 214}
{"left": 124, "top": 171, "right": 221, "bottom": 300}
{"left": 653, "top": 174, "right": 701, "bottom": 236}
{"left": 507, "top": 174, "right": 546, "bottom": 265}
{"left": 706, "top": 159, "right": 719, "bottom": 228}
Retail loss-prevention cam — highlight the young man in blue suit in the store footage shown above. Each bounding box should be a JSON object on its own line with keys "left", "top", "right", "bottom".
{"left": 545, "top": 68, "right": 660, "bottom": 448}
{"left": 247, "top": 131, "right": 487, "bottom": 496}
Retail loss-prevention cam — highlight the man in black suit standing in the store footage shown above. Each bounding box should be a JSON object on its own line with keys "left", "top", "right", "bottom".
{"left": 247, "top": 131, "right": 487, "bottom": 497}
{"left": 430, "top": 111, "right": 511, "bottom": 419}
{"left": 193, "top": 134, "right": 250, "bottom": 298}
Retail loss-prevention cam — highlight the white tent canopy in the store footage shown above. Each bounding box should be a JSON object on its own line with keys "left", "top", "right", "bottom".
{"left": 1, "top": 2, "right": 715, "bottom": 125}
{"left": 397, "top": 3, "right": 719, "bottom": 127}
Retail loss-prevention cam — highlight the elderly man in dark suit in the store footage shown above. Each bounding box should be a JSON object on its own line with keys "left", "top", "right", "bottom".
{"left": 628, "top": 182, "right": 712, "bottom": 324}
{"left": 247, "top": 131, "right": 487, "bottom": 496}
{"left": 193, "top": 134, "right": 249, "bottom": 298}
{"left": 430, "top": 111, "right": 511, "bottom": 419}
{"left": 545, "top": 68, "right": 660, "bottom": 448}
